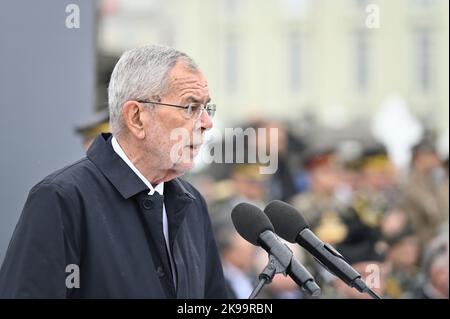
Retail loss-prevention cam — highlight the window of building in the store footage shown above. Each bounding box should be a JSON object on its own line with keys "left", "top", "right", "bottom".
{"left": 225, "top": 34, "right": 238, "bottom": 93}
{"left": 414, "top": 28, "right": 433, "bottom": 93}
{"left": 288, "top": 32, "right": 302, "bottom": 91}
{"left": 353, "top": 30, "right": 370, "bottom": 93}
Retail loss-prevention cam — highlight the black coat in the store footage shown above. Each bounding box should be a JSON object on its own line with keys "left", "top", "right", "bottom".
{"left": 0, "top": 133, "right": 228, "bottom": 299}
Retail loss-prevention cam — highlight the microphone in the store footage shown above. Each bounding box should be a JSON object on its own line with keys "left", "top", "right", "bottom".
{"left": 231, "top": 202, "right": 321, "bottom": 297}
{"left": 264, "top": 200, "right": 381, "bottom": 299}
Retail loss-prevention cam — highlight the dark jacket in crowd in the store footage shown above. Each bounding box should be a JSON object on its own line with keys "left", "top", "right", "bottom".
{"left": 0, "top": 133, "right": 228, "bottom": 299}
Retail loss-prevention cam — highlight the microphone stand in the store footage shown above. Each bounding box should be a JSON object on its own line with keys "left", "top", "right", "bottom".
{"left": 249, "top": 254, "right": 285, "bottom": 299}
{"left": 248, "top": 234, "right": 321, "bottom": 299}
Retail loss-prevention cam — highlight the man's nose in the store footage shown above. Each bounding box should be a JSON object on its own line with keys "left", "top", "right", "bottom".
{"left": 199, "top": 108, "right": 213, "bottom": 130}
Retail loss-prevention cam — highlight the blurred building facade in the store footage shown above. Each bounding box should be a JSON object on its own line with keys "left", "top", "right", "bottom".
{"left": 97, "top": 0, "right": 449, "bottom": 135}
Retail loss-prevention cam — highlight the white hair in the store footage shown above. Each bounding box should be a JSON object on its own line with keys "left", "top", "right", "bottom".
{"left": 108, "top": 44, "right": 199, "bottom": 136}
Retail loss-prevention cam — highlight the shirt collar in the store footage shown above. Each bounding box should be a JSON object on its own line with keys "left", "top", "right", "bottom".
{"left": 87, "top": 133, "right": 194, "bottom": 200}
{"left": 111, "top": 136, "right": 163, "bottom": 196}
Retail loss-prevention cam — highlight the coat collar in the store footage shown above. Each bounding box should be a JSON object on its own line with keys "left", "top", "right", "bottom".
{"left": 87, "top": 133, "right": 196, "bottom": 201}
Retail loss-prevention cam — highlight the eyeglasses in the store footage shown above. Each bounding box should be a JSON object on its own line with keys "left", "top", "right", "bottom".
{"left": 136, "top": 100, "right": 216, "bottom": 120}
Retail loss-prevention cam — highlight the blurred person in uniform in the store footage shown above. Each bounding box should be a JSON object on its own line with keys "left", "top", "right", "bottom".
{"left": 328, "top": 199, "right": 387, "bottom": 293}
{"left": 253, "top": 120, "right": 302, "bottom": 202}
{"left": 209, "top": 163, "right": 269, "bottom": 219}
{"left": 212, "top": 215, "right": 258, "bottom": 299}
{"left": 290, "top": 147, "right": 350, "bottom": 245}
{"left": 414, "top": 232, "right": 449, "bottom": 299}
{"left": 206, "top": 163, "right": 268, "bottom": 298}
{"left": 399, "top": 138, "right": 449, "bottom": 245}
{"left": 336, "top": 145, "right": 400, "bottom": 264}
{"left": 317, "top": 190, "right": 388, "bottom": 299}
{"left": 380, "top": 209, "right": 421, "bottom": 298}
{"left": 291, "top": 143, "right": 392, "bottom": 296}
{"left": 289, "top": 146, "right": 360, "bottom": 297}
{"left": 352, "top": 145, "right": 401, "bottom": 218}
{"left": 319, "top": 237, "right": 386, "bottom": 299}
{"left": 75, "top": 109, "right": 110, "bottom": 151}
{"left": 329, "top": 260, "right": 386, "bottom": 299}
{"left": 209, "top": 162, "right": 306, "bottom": 299}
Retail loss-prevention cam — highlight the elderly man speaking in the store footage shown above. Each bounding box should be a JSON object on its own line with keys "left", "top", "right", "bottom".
{"left": 0, "top": 45, "right": 228, "bottom": 299}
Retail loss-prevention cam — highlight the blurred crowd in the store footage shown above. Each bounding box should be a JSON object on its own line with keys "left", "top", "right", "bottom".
{"left": 76, "top": 113, "right": 448, "bottom": 299}
{"left": 189, "top": 119, "right": 449, "bottom": 299}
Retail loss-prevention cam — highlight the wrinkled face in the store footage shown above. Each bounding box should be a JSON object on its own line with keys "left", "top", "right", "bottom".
{"left": 142, "top": 62, "right": 213, "bottom": 173}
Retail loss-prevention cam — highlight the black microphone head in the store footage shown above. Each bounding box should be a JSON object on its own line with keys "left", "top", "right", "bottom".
{"left": 231, "top": 202, "right": 274, "bottom": 246}
{"left": 264, "top": 200, "right": 309, "bottom": 243}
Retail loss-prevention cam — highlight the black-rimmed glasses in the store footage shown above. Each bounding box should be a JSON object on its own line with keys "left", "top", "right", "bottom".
{"left": 137, "top": 100, "right": 216, "bottom": 120}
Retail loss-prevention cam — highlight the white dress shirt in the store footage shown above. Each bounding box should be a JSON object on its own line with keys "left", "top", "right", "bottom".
{"left": 111, "top": 136, "right": 176, "bottom": 286}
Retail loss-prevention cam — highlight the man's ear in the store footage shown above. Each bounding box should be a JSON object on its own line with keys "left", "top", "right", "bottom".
{"left": 121, "top": 101, "right": 146, "bottom": 139}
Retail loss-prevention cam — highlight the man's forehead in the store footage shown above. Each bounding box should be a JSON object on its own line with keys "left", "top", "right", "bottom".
{"left": 170, "top": 74, "right": 208, "bottom": 88}
{"left": 170, "top": 68, "right": 208, "bottom": 88}
{"left": 165, "top": 63, "right": 210, "bottom": 102}
{"left": 170, "top": 75, "right": 209, "bottom": 100}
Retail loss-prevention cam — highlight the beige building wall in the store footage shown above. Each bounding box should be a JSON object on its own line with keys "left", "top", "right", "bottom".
{"left": 98, "top": 0, "right": 449, "bottom": 134}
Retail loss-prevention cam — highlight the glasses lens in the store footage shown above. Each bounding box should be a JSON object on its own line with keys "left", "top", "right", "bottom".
{"left": 206, "top": 104, "right": 216, "bottom": 118}
{"left": 187, "top": 103, "right": 202, "bottom": 118}
{"left": 187, "top": 103, "right": 216, "bottom": 119}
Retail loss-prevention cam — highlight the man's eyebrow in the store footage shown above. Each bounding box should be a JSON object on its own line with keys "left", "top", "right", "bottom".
{"left": 185, "top": 96, "right": 211, "bottom": 104}
{"left": 186, "top": 96, "right": 200, "bottom": 102}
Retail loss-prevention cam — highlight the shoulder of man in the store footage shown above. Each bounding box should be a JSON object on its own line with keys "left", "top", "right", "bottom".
{"left": 0, "top": 160, "right": 91, "bottom": 298}
{"left": 31, "top": 157, "right": 94, "bottom": 194}
{"left": 22, "top": 157, "right": 99, "bottom": 224}
{"left": 22, "top": 157, "right": 98, "bottom": 230}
